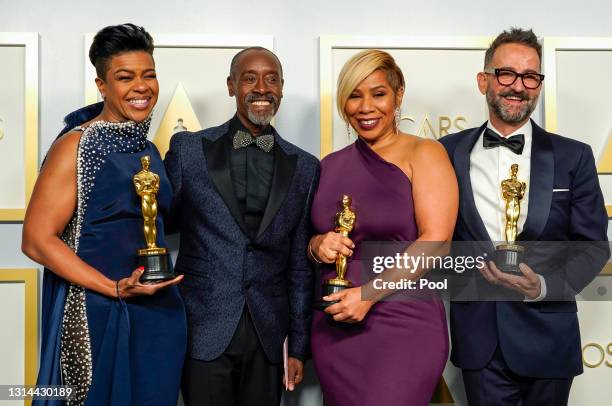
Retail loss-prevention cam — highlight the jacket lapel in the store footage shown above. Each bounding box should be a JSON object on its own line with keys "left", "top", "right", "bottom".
{"left": 517, "top": 120, "right": 553, "bottom": 241}
{"left": 256, "top": 134, "right": 297, "bottom": 238}
{"left": 453, "top": 123, "right": 494, "bottom": 245}
{"left": 203, "top": 132, "right": 251, "bottom": 237}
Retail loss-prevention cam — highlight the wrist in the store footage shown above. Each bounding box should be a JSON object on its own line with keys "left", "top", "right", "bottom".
{"left": 101, "top": 278, "right": 118, "bottom": 299}
{"left": 524, "top": 274, "right": 546, "bottom": 302}
{"left": 361, "top": 283, "right": 381, "bottom": 304}
{"left": 108, "top": 276, "right": 122, "bottom": 299}
{"left": 527, "top": 285, "right": 541, "bottom": 300}
{"left": 308, "top": 238, "right": 322, "bottom": 264}
{"left": 288, "top": 355, "right": 304, "bottom": 363}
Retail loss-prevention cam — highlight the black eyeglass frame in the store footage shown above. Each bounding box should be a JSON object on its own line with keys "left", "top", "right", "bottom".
{"left": 483, "top": 68, "right": 545, "bottom": 89}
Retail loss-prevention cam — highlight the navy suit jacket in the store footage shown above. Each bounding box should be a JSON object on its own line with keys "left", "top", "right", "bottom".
{"left": 164, "top": 119, "right": 320, "bottom": 363}
{"left": 440, "top": 120, "right": 609, "bottom": 378}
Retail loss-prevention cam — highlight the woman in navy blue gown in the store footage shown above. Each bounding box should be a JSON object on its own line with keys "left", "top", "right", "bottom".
{"left": 22, "top": 24, "right": 186, "bottom": 405}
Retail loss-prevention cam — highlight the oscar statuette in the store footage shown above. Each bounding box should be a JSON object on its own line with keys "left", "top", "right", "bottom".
{"left": 494, "top": 164, "right": 526, "bottom": 273}
{"left": 133, "top": 155, "right": 175, "bottom": 283}
{"left": 316, "top": 195, "right": 356, "bottom": 310}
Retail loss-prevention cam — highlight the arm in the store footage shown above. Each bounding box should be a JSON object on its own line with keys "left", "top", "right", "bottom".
{"left": 22, "top": 132, "right": 182, "bottom": 299}
{"left": 163, "top": 133, "right": 184, "bottom": 234}
{"left": 411, "top": 139, "right": 459, "bottom": 242}
{"left": 22, "top": 132, "right": 116, "bottom": 297}
{"left": 546, "top": 144, "right": 609, "bottom": 299}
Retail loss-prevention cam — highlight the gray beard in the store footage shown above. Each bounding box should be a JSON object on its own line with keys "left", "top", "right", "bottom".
{"left": 487, "top": 89, "right": 538, "bottom": 124}
{"left": 247, "top": 110, "right": 274, "bottom": 126}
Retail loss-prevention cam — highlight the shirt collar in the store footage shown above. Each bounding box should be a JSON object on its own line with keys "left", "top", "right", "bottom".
{"left": 486, "top": 119, "right": 532, "bottom": 140}
{"left": 484, "top": 119, "right": 532, "bottom": 158}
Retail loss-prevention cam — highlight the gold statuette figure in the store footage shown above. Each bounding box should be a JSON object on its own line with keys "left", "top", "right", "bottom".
{"left": 495, "top": 164, "right": 526, "bottom": 272}
{"left": 134, "top": 156, "right": 165, "bottom": 254}
{"left": 317, "top": 195, "right": 356, "bottom": 310}
{"left": 331, "top": 195, "right": 356, "bottom": 285}
{"left": 501, "top": 164, "right": 526, "bottom": 244}
{"left": 133, "top": 155, "right": 173, "bottom": 283}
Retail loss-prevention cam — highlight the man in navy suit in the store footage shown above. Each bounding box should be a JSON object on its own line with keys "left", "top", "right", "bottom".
{"left": 441, "top": 28, "right": 609, "bottom": 406}
{"left": 165, "top": 47, "right": 319, "bottom": 406}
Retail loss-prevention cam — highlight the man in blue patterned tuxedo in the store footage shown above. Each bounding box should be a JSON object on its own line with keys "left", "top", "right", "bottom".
{"left": 441, "top": 28, "right": 609, "bottom": 406}
{"left": 165, "top": 47, "right": 319, "bottom": 406}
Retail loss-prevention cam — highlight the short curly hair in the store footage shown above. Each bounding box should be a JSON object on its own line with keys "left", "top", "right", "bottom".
{"left": 89, "top": 23, "right": 154, "bottom": 79}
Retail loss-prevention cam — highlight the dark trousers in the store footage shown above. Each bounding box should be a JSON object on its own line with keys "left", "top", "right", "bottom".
{"left": 181, "top": 309, "right": 283, "bottom": 406}
{"left": 462, "top": 346, "right": 573, "bottom": 406}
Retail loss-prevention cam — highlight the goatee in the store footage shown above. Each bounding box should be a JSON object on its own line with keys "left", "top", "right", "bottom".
{"left": 487, "top": 88, "right": 538, "bottom": 124}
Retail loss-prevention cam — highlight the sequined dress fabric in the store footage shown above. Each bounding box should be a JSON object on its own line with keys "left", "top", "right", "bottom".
{"left": 35, "top": 116, "right": 186, "bottom": 406}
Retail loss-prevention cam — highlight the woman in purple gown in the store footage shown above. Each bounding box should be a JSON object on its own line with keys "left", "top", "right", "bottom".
{"left": 309, "top": 50, "right": 459, "bottom": 405}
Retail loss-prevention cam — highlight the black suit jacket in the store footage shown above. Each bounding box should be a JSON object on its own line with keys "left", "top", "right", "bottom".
{"left": 440, "top": 120, "right": 609, "bottom": 378}
{"left": 164, "top": 119, "right": 320, "bottom": 363}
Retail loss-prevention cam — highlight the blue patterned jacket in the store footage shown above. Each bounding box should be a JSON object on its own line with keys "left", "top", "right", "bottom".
{"left": 164, "top": 119, "right": 320, "bottom": 362}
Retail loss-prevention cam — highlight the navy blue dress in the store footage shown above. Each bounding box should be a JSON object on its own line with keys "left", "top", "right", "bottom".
{"left": 35, "top": 104, "right": 186, "bottom": 406}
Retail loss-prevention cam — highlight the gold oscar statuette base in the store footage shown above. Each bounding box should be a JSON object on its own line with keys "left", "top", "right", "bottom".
{"left": 494, "top": 243, "right": 525, "bottom": 273}
{"left": 138, "top": 247, "right": 174, "bottom": 284}
{"left": 138, "top": 247, "right": 168, "bottom": 256}
{"left": 316, "top": 278, "right": 353, "bottom": 311}
{"left": 325, "top": 278, "right": 352, "bottom": 287}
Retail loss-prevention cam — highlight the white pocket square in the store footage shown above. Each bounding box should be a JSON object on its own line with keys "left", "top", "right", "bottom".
{"left": 553, "top": 189, "right": 570, "bottom": 192}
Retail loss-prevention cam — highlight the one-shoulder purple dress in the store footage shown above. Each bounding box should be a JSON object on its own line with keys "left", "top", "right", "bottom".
{"left": 311, "top": 138, "right": 449, "bottom": 406}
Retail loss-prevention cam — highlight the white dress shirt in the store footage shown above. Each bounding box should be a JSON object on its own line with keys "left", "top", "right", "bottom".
{"left": 470, "top": 120, "right": 546, "bottom": 301}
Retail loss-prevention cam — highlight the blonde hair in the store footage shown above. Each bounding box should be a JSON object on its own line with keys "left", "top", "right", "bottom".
{"left": 336, "top": 49, "right": 405, "bottom": 123}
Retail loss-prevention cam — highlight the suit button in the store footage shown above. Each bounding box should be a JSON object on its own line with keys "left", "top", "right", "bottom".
{"left": 244, "top": 281, "right": 251, "bottom": 290}
{"left": 246, "top": 244, "right": 253, "bottom": 252}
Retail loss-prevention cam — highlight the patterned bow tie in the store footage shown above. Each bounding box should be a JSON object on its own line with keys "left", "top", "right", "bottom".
{"left": 233, "top": 130, "right": 274, "bottom": 153}
{"left": 483, "top": 128, "right": 525, "bottom": 154}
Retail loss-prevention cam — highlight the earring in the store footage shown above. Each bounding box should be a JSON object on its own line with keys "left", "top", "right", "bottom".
{"left": 394, "top": 107, "right": 401, "bottom": 133}
{"left": 346, "top": 121, "right": 353, "bottom": 141}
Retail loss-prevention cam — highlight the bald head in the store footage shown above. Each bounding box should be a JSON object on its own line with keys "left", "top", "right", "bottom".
{"left": 229, "top": 47, "right": 283, "bottom": 80}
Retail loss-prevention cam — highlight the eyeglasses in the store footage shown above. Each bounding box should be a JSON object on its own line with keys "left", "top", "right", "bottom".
{"left": 484, "top": 68, "right": 545, "bottom": 89}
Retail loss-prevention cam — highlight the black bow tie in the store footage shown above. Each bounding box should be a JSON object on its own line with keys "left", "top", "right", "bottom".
{"left": 233, "top": 131, "right": 274, "bottom": 153}
{"left": 483, "top": 128, "right": 525, "bottom": 154}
